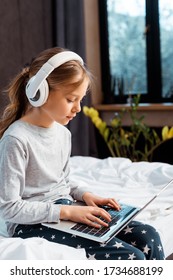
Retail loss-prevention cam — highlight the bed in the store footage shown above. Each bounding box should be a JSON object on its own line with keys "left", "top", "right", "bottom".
{"left": 0, "top": 156, "right": 173, "bottom": 259}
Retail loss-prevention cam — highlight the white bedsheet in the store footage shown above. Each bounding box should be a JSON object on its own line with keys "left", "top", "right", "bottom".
{"left": 0, "top": 156, "right": 173, "bottom": 259}
{"left": 0, "top": 236, "right": 86, "bottom": 260}
{"left": 69, "top": 156, "right": 173, "bottom": 258}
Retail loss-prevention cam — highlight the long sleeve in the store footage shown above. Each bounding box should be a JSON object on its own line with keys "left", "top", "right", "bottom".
{"left": 0, "top": 120, "right": 90, "bottom": 236}
{"left": 0, "top": 136, "right": 61, "bottom": 227}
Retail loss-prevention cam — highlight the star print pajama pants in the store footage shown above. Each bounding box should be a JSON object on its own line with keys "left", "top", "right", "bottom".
{"left": 13, "top": 220, "right": 165, "bottom": 260}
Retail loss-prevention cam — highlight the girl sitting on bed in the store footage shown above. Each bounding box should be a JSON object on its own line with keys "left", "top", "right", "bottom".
{"left": 0, "top": 47, "right": 165, "bottom": 260}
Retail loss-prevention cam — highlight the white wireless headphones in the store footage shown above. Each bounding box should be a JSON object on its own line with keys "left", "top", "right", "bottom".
{"left": 25, "top": 51, "right": 84, "bottom": 107}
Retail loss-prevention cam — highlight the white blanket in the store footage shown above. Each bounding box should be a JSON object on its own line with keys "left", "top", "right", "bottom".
{"left": 0, "top": 236, "right": 86, "bottom": 260}
{"left": 69, "top": 156, "right": 173, "bottom": 258}
{"left": 0, "top": 156, "right": 173, "bottom": 259}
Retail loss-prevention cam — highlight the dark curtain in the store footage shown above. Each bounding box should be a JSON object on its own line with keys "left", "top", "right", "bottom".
{"left": 52, "top": 0, "right": 97, "bottom": 156}
{"left": 0, "top": 0, "right": 53, "bottom": 117}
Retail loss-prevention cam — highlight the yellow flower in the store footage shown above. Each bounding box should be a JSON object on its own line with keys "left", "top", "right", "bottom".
{"left": 162, "top": 126, "right": 173, "bottom": 140}
{"left": 88, "top": 107, "right": 99, "bottom": 119}
{"left": 83, "top": 100, "right": 173, "bottom": 161}
{"left": 103, "top": 128, "right": 110, "bottom": 141}
{"left": 98, "top": 121, "right": 107, "bottom": 135}
{"left": 168, "top": 127, "right": 173, "bottom": 139}
{"left": 91, "top": 116, "right": 102, "bottom": 128}
{"left": 83, "top": 106, "right": 90, "bottom": 116}
{"left": 83, "top": 106, "right": 100, "bottom": 120}
{"left": 162, "top": 126, "right": 168, "bottom": 140}
{"left": 111, "top": 118, "right": 120, "bottom": 127}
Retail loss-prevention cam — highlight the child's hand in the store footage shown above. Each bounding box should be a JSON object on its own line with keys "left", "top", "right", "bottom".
{"left": 60, "top": 204, "right": 111, "bottom": 228}
{"left": 82, "top": 192, "right": 121, "bottom": 211}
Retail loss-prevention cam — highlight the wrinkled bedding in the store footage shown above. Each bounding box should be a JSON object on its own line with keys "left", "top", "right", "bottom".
{"left": 0, "top": 156, "right": 173, "bottom": 259}
{"left": 70, "top": 156, "right": 173, "bottom": 258}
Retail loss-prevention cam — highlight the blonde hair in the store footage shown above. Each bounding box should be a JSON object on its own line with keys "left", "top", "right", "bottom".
{"left": 0, "top": 47, "right": 92, "bottom": 138}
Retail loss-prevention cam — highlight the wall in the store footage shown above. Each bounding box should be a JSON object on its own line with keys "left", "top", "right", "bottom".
{"left": 0, "top": 0, "right": 102, "bottom": 112}
{"left": 0, "top": 0, "right": 53, "bottom": 116}
{"left": 83, "top": 0, "right": 102, "bottom": 105}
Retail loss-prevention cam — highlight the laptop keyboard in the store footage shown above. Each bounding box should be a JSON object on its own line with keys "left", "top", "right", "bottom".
{"left": 71, "top": 205, "right": 136, "bottom": 238}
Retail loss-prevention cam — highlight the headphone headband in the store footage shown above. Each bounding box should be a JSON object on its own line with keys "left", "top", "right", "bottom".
{"left": 25, "top": 51, "right": 84, "bottom": 106}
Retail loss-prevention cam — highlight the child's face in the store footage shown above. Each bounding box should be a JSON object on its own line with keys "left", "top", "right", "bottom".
{"left": 42, "top": 77, "right": 89, "bottom": 125}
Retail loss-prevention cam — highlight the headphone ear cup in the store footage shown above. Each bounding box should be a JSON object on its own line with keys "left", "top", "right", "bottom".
{"left": 34, "top": 79, "right": 49, "bottom": 107}
{"left": 26, "top": 78, "right": 49, "bottom": 107}
{"left": 25, "top": 51, "right": 84, "bottom": 107}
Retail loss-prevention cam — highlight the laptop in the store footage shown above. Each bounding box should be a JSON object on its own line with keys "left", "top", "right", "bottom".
{"left": 42, "top": 179, "right": 173, "bottom": 243}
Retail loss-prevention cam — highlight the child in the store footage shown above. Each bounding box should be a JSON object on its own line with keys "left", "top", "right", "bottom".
{"left": 0, "top": 47, "right": 165, "bottom": 260}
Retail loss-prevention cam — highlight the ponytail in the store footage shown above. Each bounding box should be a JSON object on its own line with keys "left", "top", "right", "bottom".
{"left": 0, "top": 67, "right": 30, "bottom": 138}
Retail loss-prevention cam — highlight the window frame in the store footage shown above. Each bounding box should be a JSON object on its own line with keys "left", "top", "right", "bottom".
{"left": 98, "top": 0, "right": 173, "bottom": 104}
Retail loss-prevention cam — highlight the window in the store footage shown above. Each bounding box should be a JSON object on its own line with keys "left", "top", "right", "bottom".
{"left": 159, "top": 0, "right": 173, "bottom": 98}
{"left": 98, "top": 0, "right": 173, "bottom": 103}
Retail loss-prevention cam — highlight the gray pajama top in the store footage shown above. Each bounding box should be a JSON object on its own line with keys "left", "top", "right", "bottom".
{"left": 0, "top": 120, "right": 87, "bottom": 236}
